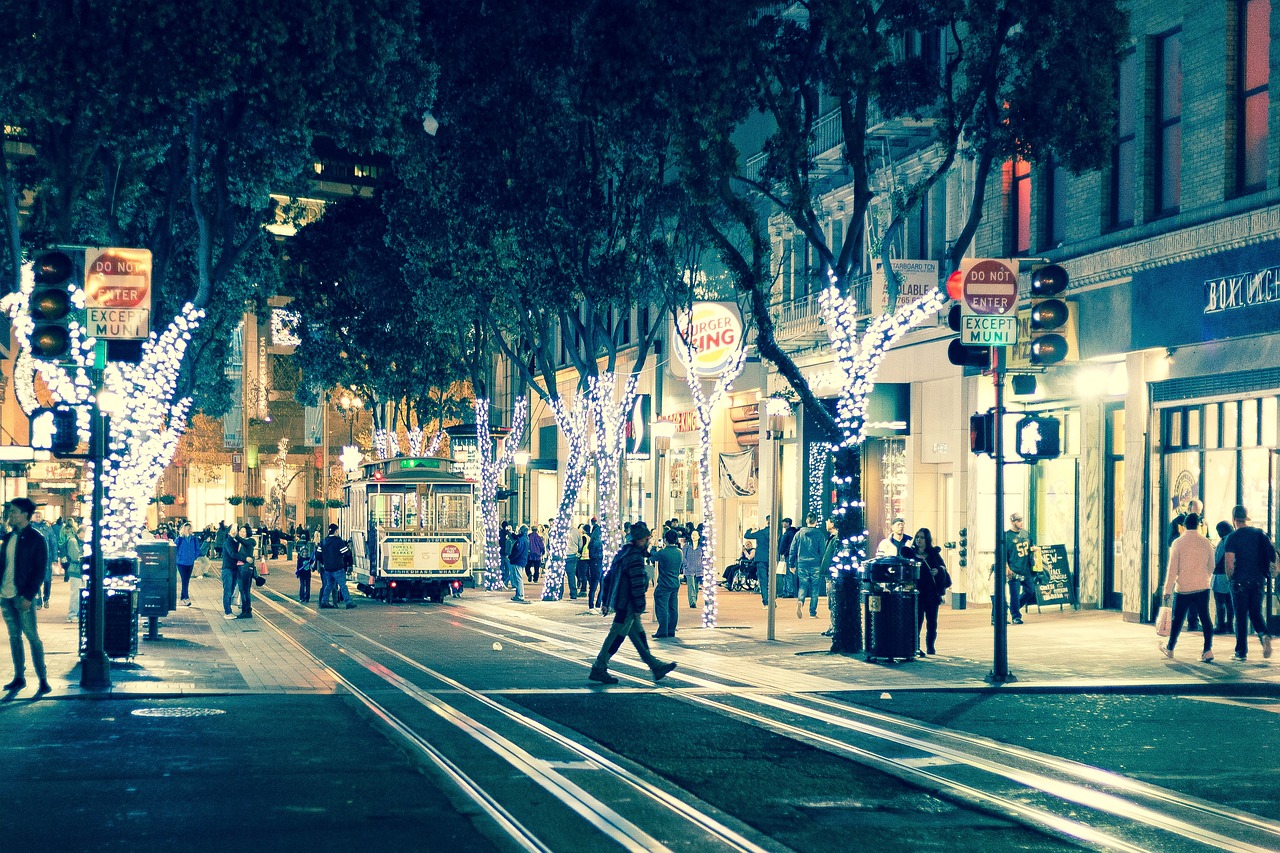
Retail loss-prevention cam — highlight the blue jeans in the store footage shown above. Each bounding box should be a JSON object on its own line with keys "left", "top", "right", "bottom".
{"left": 177, "top": 564, "right": 194, "bottom": 600}
{"left": 654, "top": 582, "right": 680, "bottom": 636}
{"left": 757, "top": 563, "right": 771, "bottom": 603}
{"left": 1, "top": 596, "right": 46, "bottom": 682}
{"left": 1232, "top": 581, "right": 1269, "bottom": 657}
{"left": 237, "top": 567, "right": 254, "bottom": 615}
{"left": 320, "top": 570, "right": 350, "bottom": 606}
{"left": 798, "top": 566, "right": 823, "bottom": 615}
{"left": 508, "top": 563, "right": 526, "bottom": 599}
{"left": 297, "top": 571, "right": 312, "bottom": 602}
{"left": 221, "top": 568, "right": 237, "bottom": 614}
{"left": 1008, "top": 575, "right": 1034, "bottom": 619}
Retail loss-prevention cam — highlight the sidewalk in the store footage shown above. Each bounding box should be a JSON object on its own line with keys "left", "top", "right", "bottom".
{"left": 476, "top": 579, "right": 1280, "bottom": 694}
{"left": 10, "top": 564, "right": 338, "bottom": 700}
{"left": 12, "top": 562, "right": 1280, "bottom": 701}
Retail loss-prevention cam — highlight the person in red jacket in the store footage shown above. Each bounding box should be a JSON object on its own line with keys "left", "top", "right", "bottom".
{"left": 0, "top": 498, "right": 52, "bottom": 696}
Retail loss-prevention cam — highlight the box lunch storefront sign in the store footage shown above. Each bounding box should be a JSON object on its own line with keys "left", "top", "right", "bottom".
{"left": 1204, "top": 264, "right": 1280, "bottom": 314}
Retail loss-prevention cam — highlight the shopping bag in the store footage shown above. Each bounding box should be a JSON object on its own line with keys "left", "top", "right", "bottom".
{"left": 1155, "top": 605, "right": 1172, "bottom": 638}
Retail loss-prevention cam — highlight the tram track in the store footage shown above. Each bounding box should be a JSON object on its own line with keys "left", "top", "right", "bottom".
{"left": 441, "top": 603, "right": 1280, "bottom": 853}
{"left": 250, "top": 585, "right": 782, "bottom": 853}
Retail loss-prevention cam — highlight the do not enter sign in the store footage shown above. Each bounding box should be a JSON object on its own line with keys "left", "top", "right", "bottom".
{"left": 959, "top": 258, "right": 1020, "bottom": 347}
{"left": 961, "top": 258, "right": 1019, "bottom": 315}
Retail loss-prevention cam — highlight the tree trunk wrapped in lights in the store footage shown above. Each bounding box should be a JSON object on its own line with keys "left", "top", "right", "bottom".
{"left": 818, "top": 279, "right": 946, "bottom": 651}
{"left": 538, "top": 396, "right": 592, "bottom": 601}
{"left": 4, "top": 264, "right": 204, "bottom": 553}
{"left": 673, "top": 328, "right": 746, "bottom": 630}
{"left": 587, "top": 372, "right": 640, "bottom": 563}
{"left": 474, "top": 396, "right": 528, "bottom": 589}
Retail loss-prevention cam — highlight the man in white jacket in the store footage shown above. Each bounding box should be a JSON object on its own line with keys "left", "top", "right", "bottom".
{"left": 1160, "top": 513, "right": 1216, "bottom": 662}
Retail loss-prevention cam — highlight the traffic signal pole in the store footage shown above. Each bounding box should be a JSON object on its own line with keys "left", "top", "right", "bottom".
{"left": 80, "top": 403, "right": 110, "bottom": 690}
{"left": 989, "top": 346, "right": 1015, "bottom": 683}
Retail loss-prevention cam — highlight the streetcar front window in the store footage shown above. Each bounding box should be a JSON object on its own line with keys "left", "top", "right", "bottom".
{"left": 405, "top": 490, "right": 419, "bottom": 529}
{"left": 390, "top": 493, "right": 403, "bottom": 528}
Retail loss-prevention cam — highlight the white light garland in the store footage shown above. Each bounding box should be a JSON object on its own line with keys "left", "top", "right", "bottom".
{"left": 4, "top": 261, "right": 205, "bottom": 553}
{"left": 407, "top": 425, "right": 424, "bottom": 457}
{"left": 538, "top": 395, "right": 593, "bottom": 601}
{"left": 475, "top": 396, "right": 528, "bottom": 590}
{"left": 587, "top": 371, "right": 640, "bottom": 565}
{"left": 818, "top": 271, "right": 945, "bottom": 580}
{"left": 807, "top": 440, "right": 831, "bottom": 519}
{"left": 425, "top": 430, "right": 444, "bottom": 457}
{"left": 674, "top": 325, "right": 746, "bottom": 629}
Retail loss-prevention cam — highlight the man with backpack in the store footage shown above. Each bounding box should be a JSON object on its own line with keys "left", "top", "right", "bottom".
{"left": 588, "top": 522, "right": 676, "bottom": 685}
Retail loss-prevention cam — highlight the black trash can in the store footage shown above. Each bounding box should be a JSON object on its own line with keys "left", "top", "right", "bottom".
{"left": 861, "top": 556, "right": 920, "bottom": 663}
{"left": 863, "top": 587, "right": 918, "bottom": 662}
{"left": 830, "top": 567, "right": 863, "bottom": 653}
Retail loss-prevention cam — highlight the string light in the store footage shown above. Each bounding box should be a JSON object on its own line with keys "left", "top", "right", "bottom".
{"left": 587, "top": 372, "right": 640, "bottom": 563}
{"left": 538, "top": 395, "right": 592, "bottom": 601}
{"left": 475, "top": 396, "right": 528, "bottom": 590}
{"left": 407, "top": 426, "right": 424, "bottom": 457}
{"left": 4, "top": 260, "right": 205, "bottom": 553}
{"left": 425, "top": 430, "right": 444, "bottom": 457}
{"left": 673, "top": 326, "right": 746, "bottom": 629}
{"left": 807, "top": 440, "right": 831, "bottom": 518}
{"left": 818, "top": 270, "right": 945, "bottom": 581}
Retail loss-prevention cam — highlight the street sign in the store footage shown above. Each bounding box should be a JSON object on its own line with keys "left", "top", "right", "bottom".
{"left": 960, "top": 258, "right": 1019, "bottom": 347}
{"left": 84, "top": 247, "right": 152, "bottom": 340}
{"left": 962, "top": 313, "right": 1017, "bottom": 346}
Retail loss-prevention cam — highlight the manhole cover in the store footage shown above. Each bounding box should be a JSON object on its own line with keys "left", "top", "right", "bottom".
{"left": 131, "top": 708, "right": 227, "bottom": 718}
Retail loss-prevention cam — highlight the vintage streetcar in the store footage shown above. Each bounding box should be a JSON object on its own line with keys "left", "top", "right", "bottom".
{"left": 339, "top": 456, "right": 478, "bottom": 602}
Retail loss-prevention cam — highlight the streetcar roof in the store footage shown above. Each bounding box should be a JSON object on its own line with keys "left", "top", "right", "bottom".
{"left": 351, "top": 456, "right": 471, "bottom": 484}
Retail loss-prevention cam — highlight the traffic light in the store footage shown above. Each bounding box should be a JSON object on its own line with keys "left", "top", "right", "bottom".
{"left": 30, "top": 404, "right": 80, "bottom": 457}
{"left": 958, "top": 527, "right": 968, "bottom": 568}
{"left": 969, "top": 411, "right": 996, "bottom": 456}
{"left": 1029, "top": 264, "right": 1069, "bottom": 365}
{"left": 947, "top": 305, "right": 991, "bottom": 369}
{"left": 1015, "top": 414, "right": 1062, "bottom": 461}
{"left": 30, "top": 250, "right": 83, "bottom": 362}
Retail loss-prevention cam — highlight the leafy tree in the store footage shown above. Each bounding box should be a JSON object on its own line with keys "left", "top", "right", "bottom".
{"left": 388, "top": 0, "right": 686, "bottom": 596}
{"left": 282, "top": 195, "right": 469, "bottom": 454}
{"left": 659, "top": 0, "right": 1128, "bottom": 645}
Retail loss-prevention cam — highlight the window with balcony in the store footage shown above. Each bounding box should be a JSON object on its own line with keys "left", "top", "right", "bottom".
{"left": 1110, "top": 50, "right": 1137, "bottom": 229}
{"left": 1155, "top": 30, "right": 1183, "bottom": 217}
{"left": 1238, "top": 0, "right": 1271, "bottom": 194}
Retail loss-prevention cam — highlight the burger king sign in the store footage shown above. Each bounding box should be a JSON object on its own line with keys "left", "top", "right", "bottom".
{"left": 672, "top": 302, "right": 744, "bottom": 379}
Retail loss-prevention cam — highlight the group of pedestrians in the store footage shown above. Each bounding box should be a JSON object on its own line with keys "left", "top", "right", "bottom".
{"left": 219, "top": 522, "right": 357, "bottom": 619}
{"left": 1161, "top": 504, "right": 1277, "bottom": 662}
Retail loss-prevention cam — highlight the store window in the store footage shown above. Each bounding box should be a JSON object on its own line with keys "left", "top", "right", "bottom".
{"left": 1155, "top": 30, "right": 1183, "bottom": 217}
{"left": 1111, "top": 51, "right": 1137, "bottom": 229}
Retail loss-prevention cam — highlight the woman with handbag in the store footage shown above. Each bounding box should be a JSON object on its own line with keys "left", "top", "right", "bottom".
{"left": 911, "top": 528, "right": 951, "bottom": 657}
{"left": 1159, "top": 513, "right": 1215, "bottom": 662}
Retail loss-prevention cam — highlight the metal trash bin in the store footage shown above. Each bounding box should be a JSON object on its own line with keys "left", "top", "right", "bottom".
{"left": 830, "top": 567, "right": 863, "bottom": 653}
{"left": 862, "top": 556, "right": 920, "bottom": 663}
{"left": 137, "top": 541, "right": 177, "bottom": 617}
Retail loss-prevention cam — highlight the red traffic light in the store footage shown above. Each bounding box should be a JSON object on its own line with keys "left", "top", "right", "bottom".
{"left": 946, "top": 269, "right": 964, "bottom": 301}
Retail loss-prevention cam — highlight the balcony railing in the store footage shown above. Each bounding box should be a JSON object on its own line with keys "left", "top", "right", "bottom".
{"left": 771, "top": 273, "right": 873, "bottom": 350}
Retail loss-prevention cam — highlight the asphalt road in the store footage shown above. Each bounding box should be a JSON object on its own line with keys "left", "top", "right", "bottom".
{"left": 11, "top": 583, "right": 1280, "bottom": 852}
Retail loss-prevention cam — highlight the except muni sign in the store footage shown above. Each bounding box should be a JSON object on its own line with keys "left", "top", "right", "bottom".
{"left": 960, "top": 258, "right": 1019, "bottom": 347}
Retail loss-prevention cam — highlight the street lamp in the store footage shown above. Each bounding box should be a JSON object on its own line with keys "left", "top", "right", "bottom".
{"left": 339, "top": 391, "right": 363, "bottom": 445}
{"left": 764, "top": 394, "right": 793, "bottom": 640}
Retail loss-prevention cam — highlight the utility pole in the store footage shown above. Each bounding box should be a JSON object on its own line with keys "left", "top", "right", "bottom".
{"left": 988, "top": 347, "right": 1015, "bottom": 683}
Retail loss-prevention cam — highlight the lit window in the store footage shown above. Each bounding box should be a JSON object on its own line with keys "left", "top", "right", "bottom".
{"left": 1239, "top": 0, "right": 1271, "bottom": 193}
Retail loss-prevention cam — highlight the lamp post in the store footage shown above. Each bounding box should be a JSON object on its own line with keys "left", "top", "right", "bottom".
{"left": 764, "top": 394, "right": 792, "bottom": 641}
{"left": 514, "top": 450, "right": 531, "bottom": 524}
{"left": 651, "top": 421, "right": 676, "bottom": 531}
{"left": 339, "top": 391, "right": 363, "bottom": 445}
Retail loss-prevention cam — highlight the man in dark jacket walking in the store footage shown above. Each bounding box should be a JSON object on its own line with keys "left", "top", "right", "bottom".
{"left": 589, "top": 522, "right": 676, "bottom": 684}
{"left": 1, "top": 498, "right": 52, "bottom": 695}
{"left": 319, "top": 524, "right": 356, "bottom": 609}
